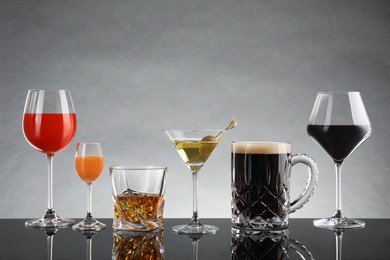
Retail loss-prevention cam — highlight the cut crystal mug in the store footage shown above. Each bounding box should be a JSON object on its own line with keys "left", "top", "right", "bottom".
{"left": 231, "top": 141, "right": 319, "bottom": 230}
{"left": 232, "top": 229, "right": 314, "bottom": 259}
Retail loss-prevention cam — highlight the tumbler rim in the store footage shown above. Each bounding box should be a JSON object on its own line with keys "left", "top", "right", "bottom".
{"left": 109, "top": 165, "right": 167, "bottom": 171}
{"left": 232, "top": 141, "right": 290, "bottom": 145}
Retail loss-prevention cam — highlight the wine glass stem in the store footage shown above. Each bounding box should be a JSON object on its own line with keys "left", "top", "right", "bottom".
{"left": 191, "top": 171, "right": 199, "bottom": 224}
{"left": 47, "top": 155, "right": 54, "bottom": 213}
{"left": 335, "top": 231, "right": 343, "bottom": 260}
{"left": 334, "top": 162, "right": 343, "bottom": 218}
{"left": 87, "top": 183, "right": 93, "bottom": 218}
{"left": 192, "top": 239, "right": 199, "bottom": 260}
{"left": 86, "top": 238, "right": 92, "bottom": 260}
{"left": 47, "top": 235, "right": 54, "bottom": 260}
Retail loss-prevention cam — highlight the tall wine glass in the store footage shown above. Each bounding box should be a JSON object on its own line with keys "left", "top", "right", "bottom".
{"left": 164, "top": 129, "right": 224, "bottom": 235}
{"left": 23, "top": 89, "right": 77, "bottom": 228}
{"left": 307, "top": 91, "right": 372, "bottom": 229}
{"left": 73, "top": 142, "right": 106, "bottom": 232}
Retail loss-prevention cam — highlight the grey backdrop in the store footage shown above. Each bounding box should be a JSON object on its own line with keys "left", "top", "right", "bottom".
{"left": 1, "top": 0, "right": 389, "bottom": 219}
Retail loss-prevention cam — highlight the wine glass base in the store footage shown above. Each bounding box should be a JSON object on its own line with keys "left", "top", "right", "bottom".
{"left": 313, "top": 217, "right": 365, "bottom": 230}
{"left": 172, "top": 223, "right": 219, "bottom": 235}
{"left": 25, "top": 216, "right": 76, "bottom": 229}
{"left": 72, "top": 218, "right": 106, "bottom": 232}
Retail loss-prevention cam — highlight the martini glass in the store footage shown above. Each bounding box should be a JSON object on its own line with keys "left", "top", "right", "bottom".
{"left": 164, "top": 129, "right": 224, "bottom": 234}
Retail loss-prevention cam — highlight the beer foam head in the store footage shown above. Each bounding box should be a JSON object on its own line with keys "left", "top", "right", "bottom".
{"left": 232, "top": 142, "right": 291, "bottom": 154}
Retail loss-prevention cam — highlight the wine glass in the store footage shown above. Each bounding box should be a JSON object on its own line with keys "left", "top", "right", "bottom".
{"left": 307, "top": 91, "right": 372, "bottom": 229}
{"left": 73, "top": 142, "right": 106, "bottom": 232}
{"left": 23, "top": 89, "right": 77, "bottom": 228}
{"left": 164, "top": 129, "right": 224, "bottom": 235}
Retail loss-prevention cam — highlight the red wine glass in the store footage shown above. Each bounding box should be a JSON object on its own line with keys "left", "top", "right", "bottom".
{"left": 307, "top": 91, "right": 371, "bottom": 229}
{"left": 23, "top": 89, "right": 77, "bottom": 228}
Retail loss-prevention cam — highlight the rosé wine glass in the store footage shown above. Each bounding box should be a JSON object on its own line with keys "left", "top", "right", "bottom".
{"left": 23, "top": 89, "right": 77, "bottom": 228}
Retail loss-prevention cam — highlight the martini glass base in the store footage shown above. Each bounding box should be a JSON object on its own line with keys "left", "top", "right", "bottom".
{"left": 313, "top": 217, "right": 365, "bottom": 230}
{"left": 172, "top": 223, "right": 219, "bottom": 235}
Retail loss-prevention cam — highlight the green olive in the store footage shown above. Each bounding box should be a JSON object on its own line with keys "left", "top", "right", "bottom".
{"left": 201, "top": 135, "right": 216, "bottom": 141}
{"left": 200, "top": 135, "right": 216, "bottom": 154}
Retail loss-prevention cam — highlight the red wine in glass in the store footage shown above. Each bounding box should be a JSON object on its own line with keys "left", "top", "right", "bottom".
{"left": 307, "top": 92, "right": 371, "bottom": 230}
{"left": 307, "top": 125, "right": 371, "bottom": 163}
{"left": 23, "top": 90, "right": 77, "bottom": 228}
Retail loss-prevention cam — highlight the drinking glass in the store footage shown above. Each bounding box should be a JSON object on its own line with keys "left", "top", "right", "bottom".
{"left": 110, "top": 166, "right": 167, "bottom": 231}
{"left": 231, "top": 141, "right": 318, "bottom": 230}
{"left": 164, "top": 129, "right": 224, "bottom": 235}
{"left": 231, "top": 229, "right": 315, "bottom": 260}
{"left": 307, "top": 91, "right": 372, "bottom": 229}
{"left": 73, "top": 142, "right": 106, "bottom": 231}
{"left": 23, "top": 89, "right": 77, "bottom": 228}
{"left": 112, "top": 229, "right": 165, "bottom": 259}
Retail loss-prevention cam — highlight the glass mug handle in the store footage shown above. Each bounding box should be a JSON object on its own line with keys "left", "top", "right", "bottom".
{"left": 290, "top": 239, "right": 315, "bottom": 259}
{"left": 290, "top": 153, "right": 319, "bottom": 213}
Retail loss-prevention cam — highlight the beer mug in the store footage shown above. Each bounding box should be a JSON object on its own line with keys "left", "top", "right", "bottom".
{"left": 231, "top": 229, "right": 314, "bottom": 259}
{"left": 231, "top": 142, "right": 319, "bottom": 230}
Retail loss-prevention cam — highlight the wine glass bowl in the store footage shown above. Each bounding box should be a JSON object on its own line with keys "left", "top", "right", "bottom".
{"left": 73, "top": 142, "right": 106, "bottom": 232}
{"left": 164, "top": 129, "right": 224, "bottom": 235}
{"left": 307, "top": 91, "right": 372, "bottom": 230}
{"left": 23, "top": 89, "right": 76, "bottom": 228}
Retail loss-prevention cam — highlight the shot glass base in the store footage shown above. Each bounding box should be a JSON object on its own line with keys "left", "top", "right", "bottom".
{"left": 72, "top": 218, "right": 106, "bottom": 232}
{"left": 313, "top": 217, "right": 365, "bottom": 230}
{"left": 172, "top": 223, "right": 219, "bottom": 235}
{"left": 25, "top": 216, "right": 75, "bottom": 229}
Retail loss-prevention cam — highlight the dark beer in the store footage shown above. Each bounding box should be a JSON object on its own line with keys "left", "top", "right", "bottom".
{"left": 232, "top": 142, "right": 291, "bottom": 229}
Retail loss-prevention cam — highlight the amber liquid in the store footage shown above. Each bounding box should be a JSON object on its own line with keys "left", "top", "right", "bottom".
{"left": 113, "top": 229, "right": 164, "bottom": 260}
{"left": 174, "top": 138, "right": 219, "bottom": 172}
{"left": 114, "top": 191, "right": 164, "bottom": 227}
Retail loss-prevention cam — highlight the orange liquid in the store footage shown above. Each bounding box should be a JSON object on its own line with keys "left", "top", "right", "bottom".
{"left": 75, "top": 156, "right": 104, "bottom": 184}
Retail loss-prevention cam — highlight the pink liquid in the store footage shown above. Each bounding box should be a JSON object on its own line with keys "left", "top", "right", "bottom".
{"left": 23, "top": 113, "right": 77, "bottom": 155}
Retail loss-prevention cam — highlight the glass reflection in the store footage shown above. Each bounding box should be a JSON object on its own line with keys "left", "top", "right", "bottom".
{"left": 112, "top": 229, "right": 164, "bottom": 260}
{"left": 188, "top": 234, "right": 204, "bottom": 260}
{"left": 79, "top": 230, "right": 101, "bottom": 260}
{"left": 231, "top": 229, "right": 314, "bottom": 260}
{"left": 335, "top": 230, "right": 343, "bottom": 260}
{"left": 331, "top": 227, "right": 363, "bottom": 260}
{"left": 40, "top": 227, "right": 58, "bottom": 260}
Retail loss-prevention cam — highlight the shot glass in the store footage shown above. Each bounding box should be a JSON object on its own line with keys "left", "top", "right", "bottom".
{"left": 109, "top": 166, "right": 167, "bottom": 231}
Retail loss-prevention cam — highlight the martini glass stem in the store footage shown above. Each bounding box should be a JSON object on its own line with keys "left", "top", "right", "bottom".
{"left": 191, "top": 171, "right": 200, "bottom": 224}
{"left": 334, "top": 162, "right": 343, "bottom": 218}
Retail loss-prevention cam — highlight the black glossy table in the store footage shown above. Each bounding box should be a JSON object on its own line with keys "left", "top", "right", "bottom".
{"left": 1, "top": 218, "right": 389, "bottom": 259}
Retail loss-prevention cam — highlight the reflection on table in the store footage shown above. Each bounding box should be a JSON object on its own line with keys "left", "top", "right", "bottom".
{"left": 0, "top": 219, "right": 389, "bottom": 259}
